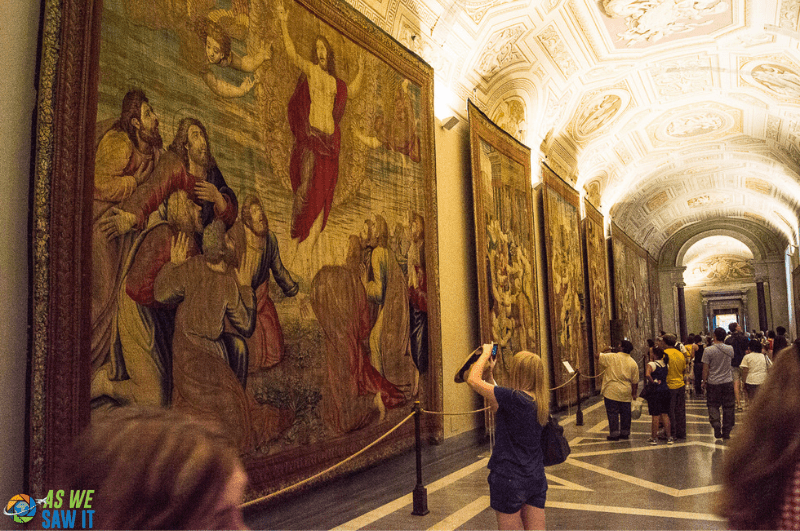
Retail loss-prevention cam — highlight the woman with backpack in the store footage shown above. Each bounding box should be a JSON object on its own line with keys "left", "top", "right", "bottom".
{"left": 645, "top": 347, "right": 672, "bottom": 444}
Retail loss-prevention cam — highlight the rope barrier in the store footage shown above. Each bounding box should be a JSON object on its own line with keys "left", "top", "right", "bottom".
{"left": 549, "top": 371, "right": 578, "bottom": 391}
{"left": 420, "top": 406, "right": 491, "bottom": 416}
{"left": 242, "top": 365, "right": 587, "bottom": 511}
{"left": 240, "top": 411, "right": 416, "bottom": 510}
{"left": 579, "top": 370, "right": 605, "bottom": 379}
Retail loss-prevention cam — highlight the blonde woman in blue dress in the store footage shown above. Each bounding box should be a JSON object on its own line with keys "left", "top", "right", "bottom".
{"left": 468, "top": 345, "right": 550, "bottom": 530}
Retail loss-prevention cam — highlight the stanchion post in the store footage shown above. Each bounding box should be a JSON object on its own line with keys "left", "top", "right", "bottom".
{"left": 411, "top": 401, "right": 429, "bottom": 516}
{"left": 575, "top": 370, "right": 583, "bottom": 426}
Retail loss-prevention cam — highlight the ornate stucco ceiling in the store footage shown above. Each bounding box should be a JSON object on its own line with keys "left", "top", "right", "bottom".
{"left": 347, "top": 0, "right": 800, "bottom": 259}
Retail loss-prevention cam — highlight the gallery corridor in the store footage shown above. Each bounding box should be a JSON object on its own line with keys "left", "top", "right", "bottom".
{"left": 246, "top": 393, "right": 727, "bottom": 530}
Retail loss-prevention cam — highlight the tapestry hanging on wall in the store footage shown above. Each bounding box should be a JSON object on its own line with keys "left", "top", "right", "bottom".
{"left": 610, "top": 222, "right": 654, "bottom": 362}
{"left": 582, "top": 199, "right": 611, "bottom": 376}
{"left": 468, "top": 102, "right": 538, "bottom": 384}
{"left": 29, "top": 0, "right": 442, "bottom": 499}
{"left": 541, "top": 164, "right": 588, "bottom": 406}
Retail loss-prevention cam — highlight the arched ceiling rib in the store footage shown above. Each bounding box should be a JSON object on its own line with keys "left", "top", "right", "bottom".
{"left": 349, "top": 0, "right": 800, "bottom": 257}
{"left": 659, "top": 219, "right": 789, "bottom": 267}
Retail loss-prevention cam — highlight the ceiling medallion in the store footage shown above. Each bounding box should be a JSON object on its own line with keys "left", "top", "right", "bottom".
{"left": 491, "top": 98, "right": 527, "bottom": 142}
{"left": 686, "top": 256, "right": 754, "bottom": 284}
{"left": 741, "top": 60, "right": 800, "bottom": 100}
{"left": 652, "top": 105, "right": 736, "bottom": 144}
{"left": 570, "top": 89, "right": 630, "bottom": 141}
{"left": 687, "top": 194, "right": 731, "bottom": 208}
{"left": 600, "top": 0, "right": 730, "bottom": 47}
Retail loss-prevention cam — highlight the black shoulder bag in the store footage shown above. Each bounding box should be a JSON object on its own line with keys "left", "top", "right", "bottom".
{"left": 541, "top": 415, "right": 571, "bottom": 466}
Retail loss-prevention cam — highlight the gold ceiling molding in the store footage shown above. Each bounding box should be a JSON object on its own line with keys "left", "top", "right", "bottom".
{"left": 649, "top": 55, "right": 715, "bottom": 98}
{"left": 779, "top": 0, "right": 800, "bottom": 31}
{"left": 536, "top": 24, "right": 579, "bottom": 79}
{"left": 476, "top": 24, "right": 527, "bottom": 79}
{"left": 746, "top": 177, "right": 772, "bottom": 194}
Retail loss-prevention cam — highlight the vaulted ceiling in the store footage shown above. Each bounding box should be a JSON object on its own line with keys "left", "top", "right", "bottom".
{"left": 347, "top": 0, "right": 800, "bottom": 259}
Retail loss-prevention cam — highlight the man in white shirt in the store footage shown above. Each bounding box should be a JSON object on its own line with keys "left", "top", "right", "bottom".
{"left": 595, "top": 340, "right": 639, "bottom": 441}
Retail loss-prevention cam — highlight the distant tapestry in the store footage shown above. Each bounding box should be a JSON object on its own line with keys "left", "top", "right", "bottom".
{"left": 583, "top": 200, "right": 611, "bottom": 373}
{"left": 648, "top": 255, "right": 662, "bottom": 340}
{"left": 611, "top": 223, "right": 654, "bottom": 362}
{"left": 542, "top": 165, "right": 587, "bottom": 406}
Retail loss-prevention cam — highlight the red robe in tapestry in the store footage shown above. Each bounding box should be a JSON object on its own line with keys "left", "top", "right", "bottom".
{"left": 287, "top": 74, "right": 347, "bottom": 243}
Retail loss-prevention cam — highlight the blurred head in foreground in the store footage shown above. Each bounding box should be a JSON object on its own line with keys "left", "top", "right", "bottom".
{"left": 62, "top": 407, "right": 248, "bottom": 530}
{"left": 717, "top": 341, "right": 800, "bottom": 528}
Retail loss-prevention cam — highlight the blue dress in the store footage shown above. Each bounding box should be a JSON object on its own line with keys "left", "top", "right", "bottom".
{"left": 487, "top": 386, "right": 547, "bottom": 512}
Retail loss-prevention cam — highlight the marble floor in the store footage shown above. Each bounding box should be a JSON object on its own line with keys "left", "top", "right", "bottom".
{"left": 245, "top": 393, "right": 733, "bottom": 530}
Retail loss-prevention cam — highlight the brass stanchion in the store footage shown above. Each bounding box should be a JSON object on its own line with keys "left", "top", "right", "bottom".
{"left": 576, "top": 369, "right": 584, "bottom": 426}
{"left": 411, "top": 401, "right": 429, "bottom": 516}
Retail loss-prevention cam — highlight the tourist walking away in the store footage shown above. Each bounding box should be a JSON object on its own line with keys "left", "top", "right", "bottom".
{"left": 693, "top": 335, "right": 705, "bottom": 397}
{"left": 660, "top": 334, "right": 687, "bottom": 440}
{"left": 725, "top": 322, "right": 748, "bottom": 410}
{"left": 645, "top": 347, "right": 672, "bottom": 444}
{"left": 740, "top": 338, "right": 771, "bottom": 403}
{"left": 717, "top": 340, "right": 800, "bottom": 529}
{"left": 595, "top": 340, "right": 639, "bottom": 441}
{"left": 467, "top": 344, "right": 549, "bottom": 530}
{"left": 702, "top": 327, "right": 735, "bottom": 440}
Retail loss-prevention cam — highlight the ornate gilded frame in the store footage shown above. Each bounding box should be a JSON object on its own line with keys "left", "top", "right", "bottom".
{"left": 29, "top": 0, "right": 442, "bottom": 500}
{"left": 468, "top": 102, "right": 538, "bottom": 382}
{"left": 541, "top": 164, "right": 588, "bottom": 406}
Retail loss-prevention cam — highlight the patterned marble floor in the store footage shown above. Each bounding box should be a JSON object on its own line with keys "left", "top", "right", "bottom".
{"left": 246, "top": 392, "right": 733, "bottom": 530}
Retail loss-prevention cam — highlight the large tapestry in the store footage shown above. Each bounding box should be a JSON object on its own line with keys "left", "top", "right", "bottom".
{"left": 29, "top": 0, "right": 441, "bottom": 497}
{"left": 610, "top": 223, "right": 654, "bottom": 362}
{"left": 583, "top": 200, "right": 611, "bottom": 374}
{"left": 468, "top": 103, "right": 538, "bottom": 383}
{"left": 542, "top": 165, "right": 587, "bottom": 406}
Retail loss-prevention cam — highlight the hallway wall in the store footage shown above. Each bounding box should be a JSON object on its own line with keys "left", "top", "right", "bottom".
{"left": 434, "top": 119, "right": 483, "bottom": 437}
{"left": 1, "top": 0, "right": 39, "bottom": 501}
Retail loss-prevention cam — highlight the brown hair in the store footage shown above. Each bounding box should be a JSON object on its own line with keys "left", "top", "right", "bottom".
{"left": 312, "top": 35, "right": 336, "bottom": 76}
{"left": 509, "top": 351, "right": 549, "bottom": 426}
{"left": 373, "top": 214, "right": 389, "bottom": 248}
{"left": 203, "top": 219, "right": 227, "bottom": 264}
{"left": 241, "top": 193, "right": 268, "bottom": 233}
{"left": 202, "top": 20, "right": 232, "bottom": 65}
{"left": 60, "top": 407, "right": 243, "bottom": 530}
{"left": 117, "top": 89, "right": 148, "bottom": 144}
{"left": 169, "top": 117, "right": 217, "bottom": 171}
{"left": 716, "top": 342, "right": 800, "bottom": 528}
